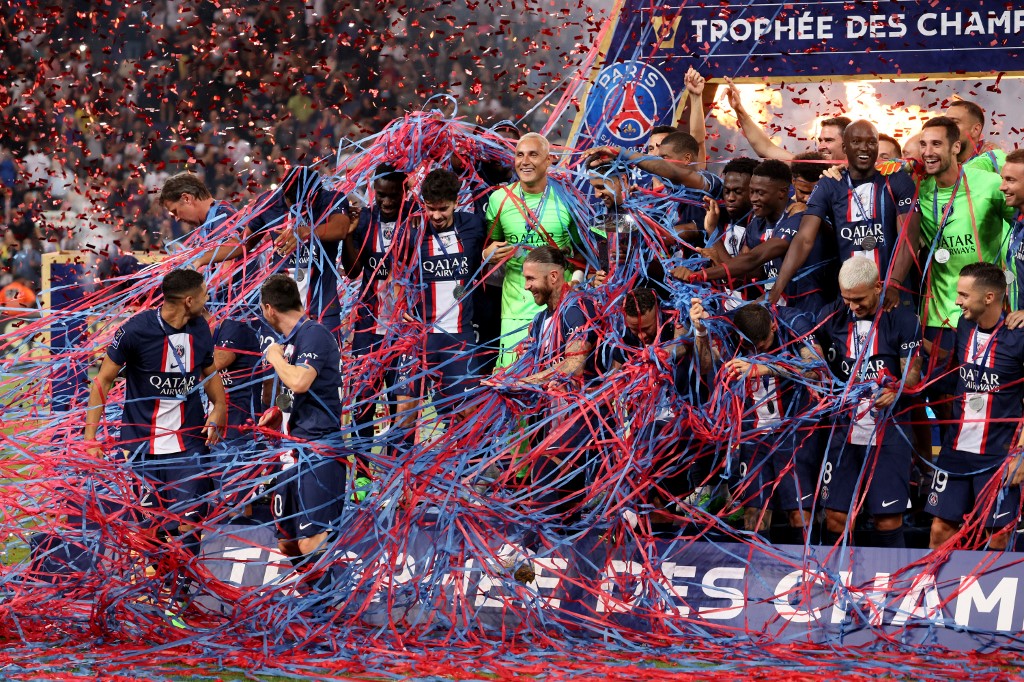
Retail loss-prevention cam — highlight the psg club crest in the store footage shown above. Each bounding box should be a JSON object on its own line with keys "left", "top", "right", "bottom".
{"left": 583, "top": 62, "right": 676, "bottom": 149}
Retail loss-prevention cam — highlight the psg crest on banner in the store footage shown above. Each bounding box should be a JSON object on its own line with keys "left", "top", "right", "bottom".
{"left": 582, "top": 62, "right": 676, "bottom": 149}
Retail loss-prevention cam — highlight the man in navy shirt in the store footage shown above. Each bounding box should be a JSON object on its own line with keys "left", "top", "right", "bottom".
{"left": 392, "top": 170, "right": 485, "bottom": 447}
{"left": 691, "top": 298, "right": 826, "bottom": 541}
{"left": 242, "top": 166, "right": 352, "bottom": 340}
{"left": 159, "top": 172, "right": 242, "bottom": 268}
{"left": 675, "top": 160, "right": 832, "bottom": 315}
{"left": 342, "top": 164, "right": 408, "bottom": 456}
{"left": 769, "top": 120, "right": 919, "bottom": 312}
{"left": 85, "top": 269, "right": 227, "bottom": 531}
{"left": 257, "top": 274, "right": 345, "bottom": 562}
{"left": 507, "top": 246, "right": 601, "bottom": 520}
{"left": 927, "top": 263, "right": 1024, "bottom": 550}
{"left": 816, "top": 258, "right": 922, "bottom": 548}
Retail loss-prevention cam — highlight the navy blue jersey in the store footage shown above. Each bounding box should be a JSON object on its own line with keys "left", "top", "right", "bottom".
{"left": 717, "top": 210, "right": 754, "bottom": 259}
{"left": 941, "top": 316, "right": 1024, "bottom": 461}
{"left": 244, "top": 175, "right": 348, "bottom": 324}
{"left": 212, "top": 317, "right": 262, "bottom": 430}
{"left": 804, "top": 169, "right": 917, "bottom": 276}
{"left": 817, "top": 300, "right": 921, "bottom": 438}
{"left": 526, "top": 293, "right": 600, "bottom": 384}
{"left": 280, "top": 319, "right": 343, "bottom": 441}
{"left": 406, "top": 212, "right": 485, "bottom": 334}
{"left": 107, "top": 310, "right": 215, "bottom": 455}
{"left": 198, "top": 200, "right": 238, "bottom": 239}
{"left": 599, "top": 317, "right": 678, "bottom": 371}
{"left": 722, "top": 305, "right": 818, "bottom": 431}
{"left": 745, "top": 210, "right": 832, "bottom": 313}
{"left": 350, "top": 206, "right": 402, "bottom": 336}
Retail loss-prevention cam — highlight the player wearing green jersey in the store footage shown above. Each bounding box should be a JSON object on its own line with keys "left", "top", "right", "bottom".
{"left": 918, "top": 117, "right": 1014, "bottom": 340}
{"left": 483, "top": 133, "right": 580, "bottom": 368}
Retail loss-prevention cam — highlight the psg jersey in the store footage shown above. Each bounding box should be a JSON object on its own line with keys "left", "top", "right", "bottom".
{"left": 212, "top": 317, "right": 262, "bottom": 430}
{"left": 804, "top": 169, "right": 916, "bottom": 276}
{"left": 406, "top": 212, "right": 485, "bottom": 335}
{"left": 350, "top": 206, "right": 402, "bottom": 336}
{"left": 244, "top": 179, "right": 348, "bottom": 323}
{"left": 526, "top": 292, "right": 600, "bottom": 385}
{"left": 943, "top": 316, "right": 1024, "bottom": 460}
{"left": 744, "top": 210, "right": 831, "bottom": 313}
{"left": 816, "top": 300, "right": 921, "bottom": 441}
{"left": 107, "top": 309, "right": 215, "bottom": 456}
{"left": 279, "top": 319, "right": 343, "bottom": 441}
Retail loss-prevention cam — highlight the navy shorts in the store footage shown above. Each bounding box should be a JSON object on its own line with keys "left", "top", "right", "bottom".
{"left": 131, "top": 449, "right": 210, "bottom": 524}
{"left": 924, "top": 449, "right": 1022, "bottom": 529}
{"left": 734, "top": 432, "right": 816, "bottom": 512}
{"left": 395, "top": 331, "right": 478, "bottom": 407}
{"left": 819, "top": 428, "right": 912, "bottom": 516}
{"left": 270, "top": 445, "right": 347, "bottom": 540}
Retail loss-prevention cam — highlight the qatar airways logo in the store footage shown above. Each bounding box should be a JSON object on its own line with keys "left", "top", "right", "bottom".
{"left": 149, "top": 374, "right": 197, "bottom": 397}
{"left": 423, "top": 256, "right": 469, "bottom": 278}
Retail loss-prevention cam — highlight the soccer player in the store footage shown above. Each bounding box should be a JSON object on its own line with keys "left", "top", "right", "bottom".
{"left": 512, "top": 246, "right": 600, "bottom": 517}
{"left": 588, "top": 163, "right": 668, "bottom": 298}
{"left": 769, "top": 120, "right": 918, "bottom": 311}
{"left": 159, "top": 172, "right": 242, "bottom": 268}
{"left": 816, "top": 258, "right": 922, "bottom": 548}
{"left": 690, "top": 298, "right": 825, "bottom": 540}
{"left": 703, "top": 157, "right": 757, "bottom": 263}
{"left": 944, "top": 100, "right": 1005, "bottom": 175}
{"left": 343, "top": 164, "right": 408, "bottom": 455}
{"left": 242, "top": 166, "right": 352, "bottom": 340}
{"left": 483, "top": 133, "right": 579, "bottom": 368}
{"left": 85, "top": 269, "right": 227, "bottom": 531}
{"left": 1003, "top": 150, "right": 1024, "bottom": 310}
{"left": 202, "top": 308, "right": 261, "bottom": 441}
{"left": 256, "top": 274, "right": 345, "bottom": 562}
{"left": 675, "top": 160, "right": 832, "bottom": 315}
{"left": 585, "top": 133, "right": 723, "bottom": 243}
{"left": 878, "top": 134, "right": 902, "bottom": 162}
{"left": 723, "top": 77, "right": 849, "bottom": 162}
{"left": 927, "top": 263, "right": 1024, "bottom": 550}
{"left": 790, "top": 152, "right": 828, "bottom": 205}
{"left": 391, "top": 169, "right": 486, "bottom": 444}
{"left": 917, "top": 117, "right": 1013, "bottom": 358}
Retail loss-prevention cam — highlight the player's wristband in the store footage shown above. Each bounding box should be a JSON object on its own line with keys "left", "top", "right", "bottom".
{"left": 693, "top": 328, "right": 708, "bottom": 338}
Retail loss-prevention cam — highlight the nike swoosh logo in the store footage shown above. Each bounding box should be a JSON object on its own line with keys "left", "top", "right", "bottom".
{"left": 800, "top": 494, "right": 812, "bottom": 501}
{"left": 299, "top": 522, "right": 313, "bottom": 530}
{"left": 881, "top": 500, "right": 900, "bottom": 508}
{"left": 994, "top": 511, "right": 1012, "bottom": 520}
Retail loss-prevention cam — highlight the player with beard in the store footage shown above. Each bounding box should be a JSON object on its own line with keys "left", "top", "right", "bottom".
{"left": 509, "top": 246, "right": 600, "bottom": 521}
{"left": 769, "top": 120, "right": 918, "bottom": 312}
{"left": 816, "top": 258, "right": 922, "bottom": 548}
{"left": 1001, "top": 150, "right": 1024, "bottom": 311}
{"left": 674, "top": 160, "right": 832, "bottom": 315}
{"left": 917, "top": 117, "right": 1013, "bottom": 358}
{"left": 926, "top": 263, "right": 1024, "bottom": 550}
{"left": 257, "top": 274, "right": 345, "bottom": 565}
